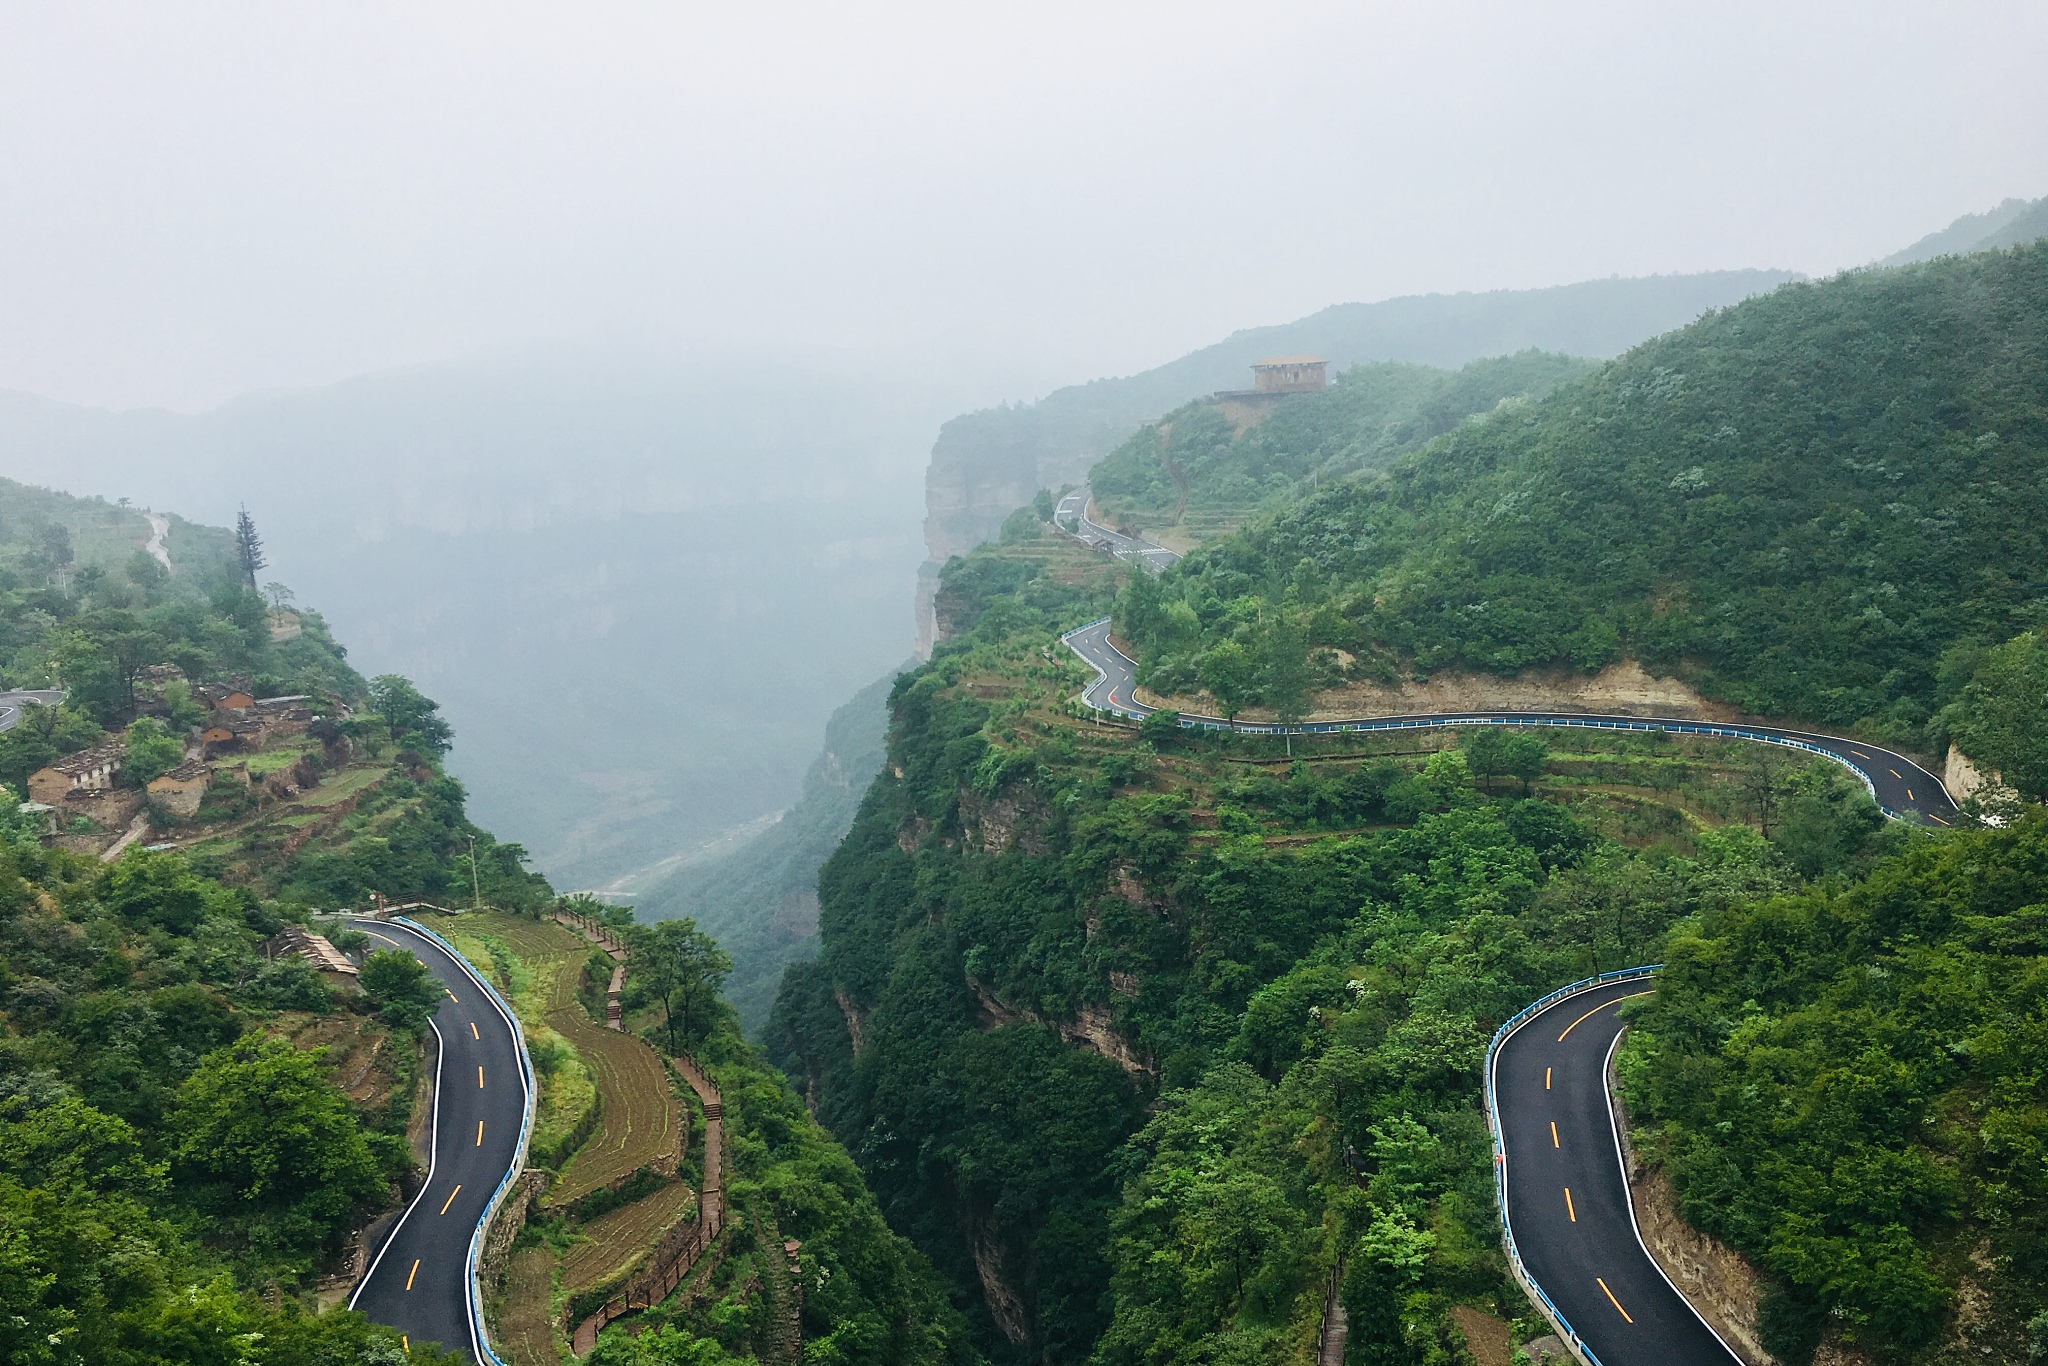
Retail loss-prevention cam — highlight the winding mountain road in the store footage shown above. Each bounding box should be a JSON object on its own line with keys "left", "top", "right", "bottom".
{"left": 1053, "top": 488, "right": 1181, "bottom": 573}
{"left": 1491, "top": 979, "right": 1738, "bottom": 1366}
{"left": 346, "top": 917, "right": 531, "bottom": 1364}
{"left": 1061, "top": 618, "right": 1957, "bottom": 824}
{"left": 1062, "top": 603, "right": 1957, "bottom": 1360}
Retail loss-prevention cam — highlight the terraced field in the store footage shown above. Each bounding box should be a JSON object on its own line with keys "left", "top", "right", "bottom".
{"left": 497, "top": 1245, "right": 565, "bottom": 1366}
{"left": 429, "top": 913, "right": 684, "bottom": 1208}
{"left": 558, "top": 1180, "right": 699, "bottom": 1294}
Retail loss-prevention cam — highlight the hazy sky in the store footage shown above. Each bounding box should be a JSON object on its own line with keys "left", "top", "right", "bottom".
{"left": 2, "top": 2, "right": 2044, "bottom": 412}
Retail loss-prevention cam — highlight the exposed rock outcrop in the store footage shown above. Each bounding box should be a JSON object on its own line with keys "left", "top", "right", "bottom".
{"left": 1610, "top": 1049, "right": 1775, "bottom": 1366}
{"left": 965, "top": 975, "right": 1155, "bottom": 1080}
{"left": 968, "top": 1212, "right": 1030, "bottom": 1345}
{"left": 1945, "top": 745, "right": 2016, "bottom": 806}
{"left": 1142, "top": 658, "right": 1733, "bottom": 724}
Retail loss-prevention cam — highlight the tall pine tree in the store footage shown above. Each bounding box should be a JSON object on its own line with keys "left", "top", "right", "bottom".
{"left": 233, "top": 505, "right": 266, "bottom": 590}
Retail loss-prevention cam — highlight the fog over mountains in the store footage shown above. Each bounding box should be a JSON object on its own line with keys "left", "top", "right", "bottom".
{"left": 0, "top": 352, "right": 963, "bottom": 890}
{"left": 5, "top": 197, "right": 2044, "bottom": 909}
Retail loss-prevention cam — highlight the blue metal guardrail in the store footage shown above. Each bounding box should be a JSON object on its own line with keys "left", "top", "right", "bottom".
{"left": 392, "top": 917, "right": 539, "bottom": 1366}
{"left": 1482, "top": 966, "right": 1661, "bottom": 1366}
{"left": 1058, "top": 618, "right": 1902, "bottom": 819}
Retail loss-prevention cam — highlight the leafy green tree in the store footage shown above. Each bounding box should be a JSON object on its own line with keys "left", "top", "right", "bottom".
{"left": 167, "top": 1035, "right": 387, "bottom": 1272}
{"left": 1459, "top": 726, "right": 1511, "bottom": 795}
{"left": 125, "top": 549, "right": 170, "bottom": 606}
{"left": 359, "top": 949, "right": 443, "bottom": 1034}
{"left": 1137, "top": 708, "right": 1182, "bottom": 748}
{"left": 368, "top": 675, "right": 453, "bottom": 755}
{"left": 1263, "top": 612, "right": 1312, "bottom": 729}
{"left": 80, "top": 610, "right": 168, "bottom": 720}
{"left": 123, "top": 717, "right": 185, "bottom": 786}
{"left": 1198, "top": 641, "right": 1254, "bottom": 727}
{"left": 633, "top": 917, "right": 733, "bottom": 1054}
{"left": 1501, "top": 731, "right": 1548, "bottom": 793}
{"left": 158, "top": 680, "right": 207, "bottom": 730}
{"left": 99, "top": 851, "right": 210, "bottom": 936}
{"left": 1938, "top": 630, "right": 2048, "bottom": 800}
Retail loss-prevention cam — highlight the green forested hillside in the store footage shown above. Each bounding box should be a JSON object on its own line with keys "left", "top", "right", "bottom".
{"left": 769, "top": 519, "right": 1921, "bottom": 1363}
{"left": 770, "top": 244, "right": 2048, "bottom": 1366}
{"left": 0, "top": 821, "right": 471, "bottom": 1363}
{"left": 923, "top": 271, "right": 1796, "bottom": 561}
{"left": 0, "top": 476, "right": 236, "bottom": 597}
{"left": 1090, "top": 351, "right": 1594, "bottom": 546}
{"left": 1115, "top": 244, "right": 2048, "bottom": 744}
{"left": 0, "top": 484, "right": 958, "bottom": 1365}
{"left": 1880, "top": 195, "right": 2048, "bottom": 265}
{"left": 1624, "top": 812, "right": 2048, "bottom": 1362}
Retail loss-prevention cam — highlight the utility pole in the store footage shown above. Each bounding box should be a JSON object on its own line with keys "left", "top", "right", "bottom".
{"left": 467, "top": 835, "right": 482, "bottom": 911}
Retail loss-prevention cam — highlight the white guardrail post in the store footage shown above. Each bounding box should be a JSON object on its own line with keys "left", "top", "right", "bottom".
{"left": 1482, "top": 965, "right": 1661, "bottom": 1366}
{"left": 392, "top": 917, "right": 538, "bottom": 1366}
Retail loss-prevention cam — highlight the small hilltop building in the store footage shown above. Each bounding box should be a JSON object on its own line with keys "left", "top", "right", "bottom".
{"left": 1215, "top": 354, "right": 1329, "bottom": 430}
{"left": 147, "top": 759, "right": 213, "bottom": 818}
{"left": 1249, "top": 355, "right": 1328, "bottom": 393}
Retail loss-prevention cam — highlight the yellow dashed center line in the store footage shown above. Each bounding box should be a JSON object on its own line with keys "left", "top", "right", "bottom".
{"left": 476, "top": 1120, "right": 485, "bottom": 1146}
{"left": 1889, "top": 769, "right": 1903, "bottom": 779}
{"left": 439, "top": 1184, "right": 462, "bottom": 1214}
{"left": 1597, "top": 1276, "right": 1634, "bottom": 1323}
{"left": 470, "top": 1021, "right": 479, "bottom": 1039}
{"left": 1551, "top": 1121, "right": 1560, "bottom": 1148}
{"left": 1545, "top": 1067, "right": 1552, "bottom": 1089}
{"left": 1557, "top": 991, "right": 1653, "bottom": 1041}
{"left": 1907, "top": 789, "right": 1915, "bottom": 801}
{"left": 478, "top": 1065, "right": 486, "bottom": 1089}
{"left": 406, "top": 1258, "right": 421, "bottom": 1291}
{"left": 1565, "top": 1187, "right": 1576, "bottom": 1222}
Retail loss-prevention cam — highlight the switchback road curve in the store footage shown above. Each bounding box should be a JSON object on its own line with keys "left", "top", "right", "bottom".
{"left": 1060, "top": 617, "right": 1957, "bottom": 824}
{"left": 1490, "top": 977, "right": 1738, "bottom": 1366}
{"left": 1053, "top": 488, "right": 1181, "bottom": 573}
{"left": 346, "top": 916, "right": 532, "bottom": 1364}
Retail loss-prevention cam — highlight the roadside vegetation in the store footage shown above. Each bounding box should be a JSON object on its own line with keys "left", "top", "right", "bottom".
{"left": 1110, "top": 244, "right": 2048, "bottom": 750}
{"left": 0, "top": 827, "right": 467, "bottom": 1364}
{"left": 771, "top": 244, "right": 2048, "bottom": 1365}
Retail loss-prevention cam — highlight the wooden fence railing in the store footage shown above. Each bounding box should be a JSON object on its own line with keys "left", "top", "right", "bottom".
{"left": 569, "top": 1048, "right": 725, "bottom": 1355}
{"left": 550, "top": 910, "right": 630, "bottom": 1029}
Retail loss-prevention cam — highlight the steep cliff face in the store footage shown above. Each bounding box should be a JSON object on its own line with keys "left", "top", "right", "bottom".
{"left": 912, "top": 268, "right": 1798, "bottom": 655}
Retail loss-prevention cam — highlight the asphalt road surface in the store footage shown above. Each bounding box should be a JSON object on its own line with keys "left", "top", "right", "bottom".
{"left": 1494, "top": 981, "right": 1738, "bottom": 1366}
{"left": 1060, "top": 618, "right": 1958, "bottom": 824}
{"left": 1053, "top": 488, "right": 1180, "bottom": 573}
{"left": 0, "top": 688, "right": 64, "bottom": 732}
{"left": 346, "top": 917, "right": 528, "bottom": 1364}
